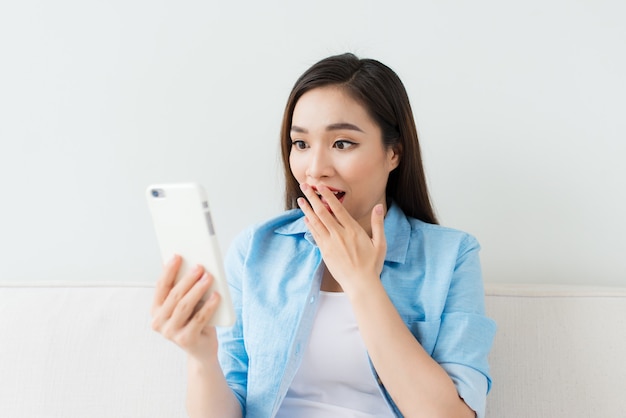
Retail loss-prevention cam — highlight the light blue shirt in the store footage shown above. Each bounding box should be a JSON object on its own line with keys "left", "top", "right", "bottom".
{"left": 217, "top": 202, "right": 496, "bottom": 418}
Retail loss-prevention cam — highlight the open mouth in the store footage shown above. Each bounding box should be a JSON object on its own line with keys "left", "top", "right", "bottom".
{"left": 315, "top": 189, "right": 345, "bottom": 201}
{"left": 311, "top": 186, "right": 345, "bottom": 209}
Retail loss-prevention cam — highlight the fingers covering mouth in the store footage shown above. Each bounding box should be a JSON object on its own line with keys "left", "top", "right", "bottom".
{"left": 311, "top": 186, "right": 345, "bottom": 202}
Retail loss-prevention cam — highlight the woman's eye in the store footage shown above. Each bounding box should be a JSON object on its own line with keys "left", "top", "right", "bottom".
{"left": 334, "top": 140, "right": 355, "bottom": 150}
{"left": 291, "top": 140, "right": 307, "bottom": 150}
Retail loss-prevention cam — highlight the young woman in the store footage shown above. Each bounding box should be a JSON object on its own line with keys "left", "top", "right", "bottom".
{"left": 151, "top": 53, "right": 496, "bottom": 418}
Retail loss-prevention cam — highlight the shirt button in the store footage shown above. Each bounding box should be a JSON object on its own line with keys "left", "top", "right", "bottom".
{"left": 309, "top": 296, "right": 315, "bottom": 304}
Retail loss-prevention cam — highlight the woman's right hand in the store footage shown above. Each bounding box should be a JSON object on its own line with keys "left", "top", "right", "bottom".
{"left": 150, "top": 255, "right": 223, "bottom": 363}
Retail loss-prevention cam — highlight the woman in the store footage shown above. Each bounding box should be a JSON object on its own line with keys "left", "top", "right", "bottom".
{"left": 151, "top": 53, "right": 496, "bottom": 418}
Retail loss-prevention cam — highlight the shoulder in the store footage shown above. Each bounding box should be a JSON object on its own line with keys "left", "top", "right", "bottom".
{"left": 228, "top": 209, "right": 306, "bottom": 254}
{"left": 224, "top": 209, "right": 314, "bottom": 286}
{"left": 235, "top": 209, "right": 305, "bottom": 239}
{"left": 384, "top": 203, "right": 479, "bottom": 264}
{"left": 411, "top": 218, "right": 479, "bottom": 250}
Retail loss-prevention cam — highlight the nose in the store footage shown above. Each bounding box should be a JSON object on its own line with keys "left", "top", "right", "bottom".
{"left": 305, "top": 146, "right": 333, "bottom": 179}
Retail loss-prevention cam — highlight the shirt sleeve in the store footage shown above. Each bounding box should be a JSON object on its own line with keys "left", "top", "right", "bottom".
{"left": 441, "top": 362, "right": 489, "bottom": 418}
{"left": 216, "top": 227, "right": 252, "bottom": 415}
{"left": 432, "top": 234, "right": 496, "bottom": 418}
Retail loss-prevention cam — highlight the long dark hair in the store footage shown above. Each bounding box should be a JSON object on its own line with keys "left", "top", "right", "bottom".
{"left": 280, "top": 53, "right": 438, "bottom": 224}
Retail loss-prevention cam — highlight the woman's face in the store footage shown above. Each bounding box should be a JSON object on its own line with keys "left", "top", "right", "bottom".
{"left": 289, "top": 86, "right": 400, "bottom": 233}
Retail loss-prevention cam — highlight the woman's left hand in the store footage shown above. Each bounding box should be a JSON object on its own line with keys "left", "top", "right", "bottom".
{"left": 297, "top": 183, "right": 387, "bottom": 294}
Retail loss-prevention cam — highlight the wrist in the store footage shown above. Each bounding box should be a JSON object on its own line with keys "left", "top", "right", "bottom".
{"left": 343, "top": 274, "right": 385, "bottom": 301}
{"left": 187, "top": 354, "right": 222, "bottom": 376}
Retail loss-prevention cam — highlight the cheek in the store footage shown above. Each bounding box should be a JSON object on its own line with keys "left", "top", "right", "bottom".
{"left": 352, "top": 158, "right": 385, "bottom": 179}
{"left": 351, "top": 161, "right": 391, "bottom": 192}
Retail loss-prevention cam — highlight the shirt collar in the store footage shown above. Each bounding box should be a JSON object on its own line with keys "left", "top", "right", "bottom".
{"left": 382, "top": 202, "right": 411, "bottom": 264}
{"left": 274, "top": 201, "right": 411, "bottom": 264}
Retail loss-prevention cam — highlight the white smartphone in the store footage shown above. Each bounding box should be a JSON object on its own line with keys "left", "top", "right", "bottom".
{"left": 146, "top": 183, "right": 235, "bottom": 327}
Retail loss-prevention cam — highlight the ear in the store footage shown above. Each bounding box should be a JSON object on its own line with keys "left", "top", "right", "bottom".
{"left": 387, "top": 143, "right": 402, "bottom": 171}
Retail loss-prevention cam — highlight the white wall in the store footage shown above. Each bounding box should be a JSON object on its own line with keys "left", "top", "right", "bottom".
{"left": 1, "top": 0, "right": 624, "bottom": 286}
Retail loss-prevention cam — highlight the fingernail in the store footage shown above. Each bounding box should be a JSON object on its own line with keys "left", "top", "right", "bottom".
{"left": 300, "top": 183, "right": 309, "bottom": 192}
{"left": 199, "top": 272, "right": 209, "bottom": 282}
{"left": 375, "top": 204, "right": 384, "bottom": 215}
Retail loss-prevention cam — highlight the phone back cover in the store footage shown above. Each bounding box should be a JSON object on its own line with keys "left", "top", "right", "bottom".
{"left": 146, "top": 183, "right": 235, "bottom": 327}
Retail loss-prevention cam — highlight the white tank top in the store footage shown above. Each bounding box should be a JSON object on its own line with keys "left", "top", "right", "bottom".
{"left": 275, "top": 291, "right": 395, "bottom": 418}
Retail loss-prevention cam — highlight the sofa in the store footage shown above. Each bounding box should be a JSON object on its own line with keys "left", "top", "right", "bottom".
{"left": 1, "top": 281, "right": 625, "bottom": 417}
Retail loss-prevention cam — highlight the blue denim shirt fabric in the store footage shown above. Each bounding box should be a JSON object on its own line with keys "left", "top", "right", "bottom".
{"left": 217, "top": 202, "right": 496, "bottom": 418}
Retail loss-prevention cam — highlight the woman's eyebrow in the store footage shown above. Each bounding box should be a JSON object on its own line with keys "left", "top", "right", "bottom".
{"left": 290, "top": 122, "right": 364, "bottom": 133}
{"left": 326, "top": 122, "right": 364, "bottom": 132}
{"left": 291, "top": 125, "right": 307, "bottom": 133}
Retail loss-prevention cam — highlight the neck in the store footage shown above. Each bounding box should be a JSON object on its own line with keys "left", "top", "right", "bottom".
{"left": 320, "top": 267, "right": 343, "bottom": 292}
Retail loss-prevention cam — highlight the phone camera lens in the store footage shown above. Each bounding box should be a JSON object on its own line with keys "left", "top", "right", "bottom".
{"left": 151, "top": 188, "right": 165, "bottom": 198}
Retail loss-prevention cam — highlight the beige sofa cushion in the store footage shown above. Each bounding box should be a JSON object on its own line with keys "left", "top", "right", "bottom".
{"left": 0, "top": 283, "right": 187, "bottom": 417}
{"left": 485, "top": 284, "right": 626, "bottom": 417}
